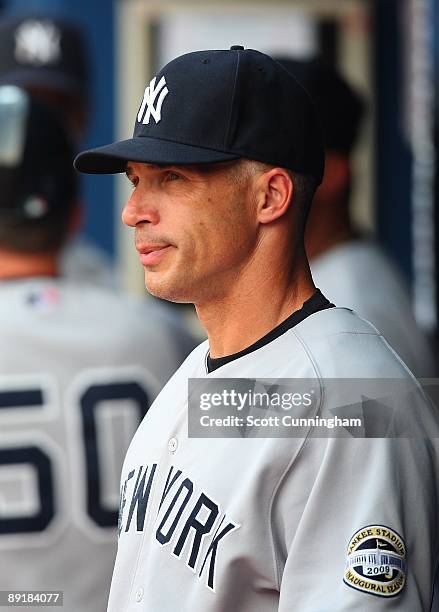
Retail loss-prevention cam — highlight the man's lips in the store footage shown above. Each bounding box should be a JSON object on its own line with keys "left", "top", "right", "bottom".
{"left": 136, "top": 244, "right": 173, "bottom": 266}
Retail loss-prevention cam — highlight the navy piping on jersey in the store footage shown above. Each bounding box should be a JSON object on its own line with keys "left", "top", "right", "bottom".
{"left": 206, "top": 289, "right": 334, "bottom": 373}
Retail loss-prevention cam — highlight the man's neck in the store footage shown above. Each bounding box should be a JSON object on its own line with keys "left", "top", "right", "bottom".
{"left": 0, "top": 249, "right": 59, "bottom": 280}
{"left": 195, "top": 249, "right": 315, "bottom": 358}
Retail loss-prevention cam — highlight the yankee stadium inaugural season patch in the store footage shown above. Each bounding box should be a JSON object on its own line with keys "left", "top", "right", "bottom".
{"left": 343, "top": 525, "right": 406, "bottom": 597}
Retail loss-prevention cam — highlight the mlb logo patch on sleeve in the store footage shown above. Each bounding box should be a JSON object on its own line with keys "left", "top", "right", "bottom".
{"left": 343, "top": 525, "right": 406, "bottom": 598}
{"left": 26, "top": 286, "right": 60, "bottom": 314}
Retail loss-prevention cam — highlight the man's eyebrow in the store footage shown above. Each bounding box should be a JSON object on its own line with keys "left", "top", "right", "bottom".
{"left": 125, "top": 163, "right": 175, "bottom": 177}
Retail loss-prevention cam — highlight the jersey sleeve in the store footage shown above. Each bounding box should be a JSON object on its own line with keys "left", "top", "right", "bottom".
{"left": 273, "top": 414, "right": 439, "bottom": 609}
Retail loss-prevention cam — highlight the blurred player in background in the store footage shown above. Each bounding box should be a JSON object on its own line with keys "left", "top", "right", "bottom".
{"left": 0, "top": 86, "right": 192, "bottom": 610}
{"left": 277, "top": 57, "right": 436, "bottom": 377}
{"left": 0, "top": 13, "right": 199, "bottom": 348}
{"left": 0, "top": 13, "right": 116, "bottom": 287}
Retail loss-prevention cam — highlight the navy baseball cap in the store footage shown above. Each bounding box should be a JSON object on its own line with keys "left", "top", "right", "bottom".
{"left": 0, "top": 15, "right": 88, "bottom": 99}
{"left": 74, "top": 46, "right": 325, "bottom": 183}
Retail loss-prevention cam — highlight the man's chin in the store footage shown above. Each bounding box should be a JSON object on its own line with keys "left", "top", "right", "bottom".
{"left": 144, "top": 271, "right": 193, "bottom": 303}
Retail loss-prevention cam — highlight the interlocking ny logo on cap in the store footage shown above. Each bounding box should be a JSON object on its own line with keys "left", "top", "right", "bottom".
{"left": 137, "top": 76, "right": 169, "bottom": 125}
{"left": 14, "top": 20, "right": 61, "bottom": 66}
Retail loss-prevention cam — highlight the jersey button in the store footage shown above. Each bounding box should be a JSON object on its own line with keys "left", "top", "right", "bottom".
{"left": 135, "top": 587, "right": 144, "bottom": 602}
{"left": 168, "top": 437, "right": 178, "bottom": 453}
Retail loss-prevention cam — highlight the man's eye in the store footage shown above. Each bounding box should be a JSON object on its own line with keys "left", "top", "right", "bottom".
{"left": 166, "top": 171, "right": 181, "bottom": 181}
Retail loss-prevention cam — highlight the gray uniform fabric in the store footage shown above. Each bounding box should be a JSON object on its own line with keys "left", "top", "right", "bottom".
{"left": 109, "top": 307, "right": 439, "bottom": 611}
{"left": 311, "top": 239, "right": 436, "bottom": 377}
{"left": 0, "top": 277, "right": 191, "bottom": 612}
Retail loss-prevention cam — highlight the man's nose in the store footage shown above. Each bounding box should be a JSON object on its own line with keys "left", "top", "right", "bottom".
{"left": 122, "top": 190, "right": 160, "bottom": 227}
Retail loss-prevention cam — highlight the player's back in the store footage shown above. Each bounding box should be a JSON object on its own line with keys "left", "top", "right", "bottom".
{"left": 0, "top": 277, "right": 190, "bottom": 611}
{"left": 311, "top": 239, "right": 436, "bottom": 377}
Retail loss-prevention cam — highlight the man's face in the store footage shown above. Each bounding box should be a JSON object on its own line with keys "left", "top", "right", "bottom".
{"left": 123, "top": 161, "right": 258, "bottom": 303}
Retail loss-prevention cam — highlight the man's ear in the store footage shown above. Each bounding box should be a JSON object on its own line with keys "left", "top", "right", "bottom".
{"left": 256, "top": 168, "right": 293, "bottom": 225}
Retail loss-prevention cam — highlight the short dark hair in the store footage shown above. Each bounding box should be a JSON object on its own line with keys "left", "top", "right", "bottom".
{"left": 288, "top": 170, "right": 318, "bottom": 229}
{"left": 0, "top": 193, "right": 76, "bottom": 254}
{"left": 232, "top": 159, "right": 317, "bottom": 231}
{"left": 0, "top": 87, "right": 77, "bottom": 254}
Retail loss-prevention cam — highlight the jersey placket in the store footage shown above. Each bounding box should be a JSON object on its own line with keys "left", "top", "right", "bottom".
{"left": 126, "top": 361, "right": 206, "bottom": 608}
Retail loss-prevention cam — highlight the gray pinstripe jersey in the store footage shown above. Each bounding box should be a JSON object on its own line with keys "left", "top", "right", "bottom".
{"left": 0, "top": 278, "right": 191, "bottom": 612}
{"left": 109, "top": 307, "right": 439, "bottom": 611}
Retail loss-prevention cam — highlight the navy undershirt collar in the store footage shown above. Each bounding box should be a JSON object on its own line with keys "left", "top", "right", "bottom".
{"left": 206, "top": 289, "right": 334, "bottom": 373}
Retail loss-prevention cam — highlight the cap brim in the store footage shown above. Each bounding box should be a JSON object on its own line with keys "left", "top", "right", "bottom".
{"left": 74, "top": 136, "right": 239, "bottom": 174}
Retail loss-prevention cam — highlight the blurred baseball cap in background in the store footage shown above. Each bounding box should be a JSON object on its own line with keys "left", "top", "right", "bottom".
{"left": 0, "top": 15, "right": 88, "bottom": 98}
{"left": 0, "top": 15, "right": 89, "bottom": 139}
{"left": 275, "top": 57, "right": 365, "bottom": 156}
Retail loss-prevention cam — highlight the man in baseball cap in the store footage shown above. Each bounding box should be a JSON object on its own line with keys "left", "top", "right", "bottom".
{"left": 0, "top": 13, "right": 123, "bottom": 287}
{"left": 75, "top": 47, "right": 438, "bottom": 611}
